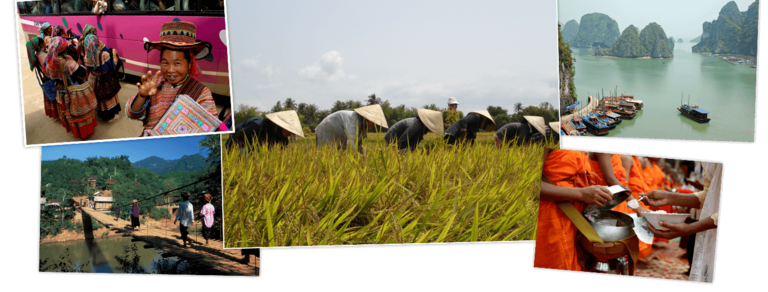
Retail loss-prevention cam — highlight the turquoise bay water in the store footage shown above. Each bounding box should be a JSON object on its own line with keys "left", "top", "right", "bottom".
{"left": 570, "top": 42, "right": 756, "bottom": 142}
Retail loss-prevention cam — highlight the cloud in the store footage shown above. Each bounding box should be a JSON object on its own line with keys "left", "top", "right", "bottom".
{"left": 242, "top": 58, "right": 259, "bottom": 69}
{"left": 298, "top": 51, "right": 348, "bottom": 81}
{"left": 261, "top": 64, "right": 281, "bottom": 80}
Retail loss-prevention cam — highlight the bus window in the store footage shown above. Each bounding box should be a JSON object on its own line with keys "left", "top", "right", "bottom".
{"left": 22, "top": 1, "right": 53, "bottom": 15}
{"left": 166, "top": 0, "right": 194, "bottom": 11}
{"left": 201, "top": 0, "right": 224, "bottom": 12}
{"left": 112, "top": 0, "right": 139, "bottom": 11}
{"left": 59, "top": 0, "right": 94, "bottom": 13}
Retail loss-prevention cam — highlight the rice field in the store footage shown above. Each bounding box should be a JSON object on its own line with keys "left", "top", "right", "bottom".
{"left": 223, "top": 132, "right": 556, "bottom": 247}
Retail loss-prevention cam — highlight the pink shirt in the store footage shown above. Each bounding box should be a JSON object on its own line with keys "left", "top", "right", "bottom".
{"left": 200, "top": 203, "right": 215, "bottom": 227}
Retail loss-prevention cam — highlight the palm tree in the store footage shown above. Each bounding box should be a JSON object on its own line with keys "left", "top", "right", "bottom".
{"left": 366, "top": 94, "right": 382, "bottom": 105}
{"left": 514, "top": 102, "right": 523, "bottom": 114}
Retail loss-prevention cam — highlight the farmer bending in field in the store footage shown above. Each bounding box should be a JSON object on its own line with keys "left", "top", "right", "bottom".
{"left": 315, "top": 104, "right": 388, "bottom": 154}
{"left": 227, "top": 110, "right": 304, "bottom": 150}
{"left": 494, "top": 116, "right": 555, "bottom": 148}
{"left": 443, "top": 110, "right": 496, "bottom": 145}
{"left": 534, "top": 149, "right": 619, "bottom": 271}
{"left": 384, "top": 109, "right": 443, "bottom": 151}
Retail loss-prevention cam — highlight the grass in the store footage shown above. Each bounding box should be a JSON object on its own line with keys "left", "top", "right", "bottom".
{"left": 223, "top": 131, "right": 555, "bottom": 247}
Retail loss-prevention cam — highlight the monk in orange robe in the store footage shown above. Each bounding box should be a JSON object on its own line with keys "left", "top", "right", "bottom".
{"left": 534, "top": 149, "right": 613, "bottom": 271}
{"left": 624, "top": 156, "right": 654, "bottom": 258}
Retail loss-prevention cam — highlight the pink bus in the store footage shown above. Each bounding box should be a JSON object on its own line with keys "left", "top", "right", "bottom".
{"left": 18, "top": 1, "right": 230, "bottom": 99}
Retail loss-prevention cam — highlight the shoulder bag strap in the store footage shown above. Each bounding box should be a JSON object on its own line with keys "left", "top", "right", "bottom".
{"left": 556, "top": 202, "right": 604, "bottom": 244}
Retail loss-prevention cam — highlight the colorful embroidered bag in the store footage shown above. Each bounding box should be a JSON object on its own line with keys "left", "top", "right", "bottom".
{"left": 61, "top": 64, "right": 97, "bottom": 118}
{"left": 94, "top": 50, "right": 122, "bottom": 101}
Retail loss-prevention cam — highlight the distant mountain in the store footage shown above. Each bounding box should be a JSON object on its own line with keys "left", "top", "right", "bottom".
{"left": 133, "top": 154, "right": 207, "bottom": 175}
{"left": 693, "top": 0, "right": 759, "bottom": 56}
{"left": 678, "top": 38, "right": 684, "bottom": 43}
{"left": 690, "top": 35, "right": 702, "bottom": 42}
{"left": 561, "top": 20, "right": 580, "bottom": 44}
{"left": 570, "top": 13, "right": 620, "bottom": 48}
{"left": 596, "top": 23, "right": 674, "bottom": 58}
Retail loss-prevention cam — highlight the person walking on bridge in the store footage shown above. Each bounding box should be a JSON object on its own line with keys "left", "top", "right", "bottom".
{"left": 130, "top": 199, "right": 140, "bottom": 231}
{"left": 199, "top": 193, "right": 215, "bottom": 247}
{"left": 175, "top": 192, "right": 195, "bottom": 248}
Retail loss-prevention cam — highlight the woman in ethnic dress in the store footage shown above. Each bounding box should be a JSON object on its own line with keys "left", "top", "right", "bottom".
{"left": 125, "top": 21, "right": 218, "bottom": 136}
{"left": 82, "top": 25, "right": 122, "bottom": 122}
{"left": 45, "top": 36, "right": 98, "bottom": 139}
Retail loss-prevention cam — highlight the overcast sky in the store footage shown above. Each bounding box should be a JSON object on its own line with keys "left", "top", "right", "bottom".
{"left": 558, "top": 0, "right": 757, "bottom": 39}
{"left": 227, "top": 0, "right": 559, "bottom": 113}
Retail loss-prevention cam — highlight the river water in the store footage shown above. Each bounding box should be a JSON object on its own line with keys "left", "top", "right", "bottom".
{"left": 570, "top": 42, "right": 756, "bottom": 142}
{"left": 39, "top": 236, "right": 173, "bottom": 273}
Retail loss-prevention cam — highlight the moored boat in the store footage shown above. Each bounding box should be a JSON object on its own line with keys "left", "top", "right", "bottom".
{"left": 678, "top": 93, "right": 711, "bottom": 123}
{"left": 582, "top": 114, "right": 610, "bottom": 136}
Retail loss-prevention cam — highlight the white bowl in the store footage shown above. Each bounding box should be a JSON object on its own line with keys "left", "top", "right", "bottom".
{"left": 642, "top": 213, "right": 689, "bottom": 231}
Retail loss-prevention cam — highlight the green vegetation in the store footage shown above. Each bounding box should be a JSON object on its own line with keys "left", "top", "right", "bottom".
{"left": 691, "top": 35, "right": 702, "bottom": 43}
{"left": 597, "top": 23, "right": 674, "bottom": 58}
{"left": 40, "top": 136, "right": 223, "bottom": 240}
{"left": 148, "top": 208, "right": 172, "bottom": 220}
{"left": 561, "top": 19, "right": 579, "bottom": 43}
{"left": 669, "top": 36, "right": 676, "bottom": 50}
{"left": 693, "top": 0, "right": 759, "bottom": 56}
{"left": 570, "top": 13, "right": 620, "bottom": 48}
{"left": 559, "top": 23, "right": 578, "bottom": 110}
{"left": 133, "top": 154, "right": 208, "bottom": 175}
{"left": 239, "top": 97, "right": 556, "bottom": 134}
{"left": 223, "top": 132, "right": 554, "bottom": 247}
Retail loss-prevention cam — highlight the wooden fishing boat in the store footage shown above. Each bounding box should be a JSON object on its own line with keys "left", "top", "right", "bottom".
{"left": 678, "top": 93, "right": 711, "bottom": 123}
{"left": 678, "top": 105, "right": 711, "bottom": 123}
{"left": 582, "top": 114, "right": 610, "bottom": 136}
{"left": 572, "top": 116, "right": 587, "bottom": 135}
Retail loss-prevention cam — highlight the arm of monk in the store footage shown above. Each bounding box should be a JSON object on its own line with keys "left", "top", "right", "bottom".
{"left": 591, "top": 152, "right": 622, "bottom": 186}
{"left": 539, "top": 149, "right": 614, "bottom": 207}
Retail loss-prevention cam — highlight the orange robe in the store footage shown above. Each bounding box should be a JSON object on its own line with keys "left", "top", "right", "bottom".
{"left": 626, "top": 156, "right": 654, "bottom": 257}
{"left": 534, "top": 150, "right": 592, "bottom": 271}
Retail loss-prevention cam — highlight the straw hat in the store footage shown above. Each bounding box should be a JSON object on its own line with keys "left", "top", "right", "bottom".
{"left": 471, "top": 110, "right": 496, "bottom": 131}
{"left": 448, "top": 97, "right": 459, "bottom": 105}
{"left": 549, "top": 122, "right": 560, "bottom": 133}
{"left": 265, "top": 110, "right": 305, "bottom": 138}
{"left": 354, "top": 104, "right": 388, "bottom": 129}
{"left": 417, "top": 109, "right": 444, "bottom": 135}
{"left": 524, "top": 116, "right": 547, "bottom": 136}
{"left": 144, "top": 21, "right": 212, "bottom": 60}
{"left": 132, "top": 199, "right": 138, "bottom": 204}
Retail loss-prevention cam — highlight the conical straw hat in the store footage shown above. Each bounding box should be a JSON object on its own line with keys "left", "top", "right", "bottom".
{"left": 417, "top": 108, "right": 444, "bottom": 135}
{"left": 266, "top": 110, "right": 305, "bottom": 138}
{"left": 471, "top": 110, "right": 496, "bottom": 125}
{"left": 549, "top": 122, "right": 560, "bottom": 133}
{"left": 354, "top": 104, "right": 388, "bottom": 128}
{"left": 524, "top": 116, "right": 547, "bottom": 136}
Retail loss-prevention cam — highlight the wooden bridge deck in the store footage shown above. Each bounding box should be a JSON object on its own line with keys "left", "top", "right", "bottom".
{"left": 81, "top": 207, "right": 259, "bottom": 276}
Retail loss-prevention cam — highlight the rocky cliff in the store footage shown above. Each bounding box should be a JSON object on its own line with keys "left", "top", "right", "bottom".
{"left": 597, "top": 23, "right": 674, "bottom": 58}
{"left": 561, "top": 19, "right": 580, "bottom": 44}
{"left": 693, "top": 0, "right": 759, "bottom": 56}
{"left": 570, "top": 13, "right": 620, "bottom": 48}
{"left": 559, "top": 24, "right": 577, "bottom": 112}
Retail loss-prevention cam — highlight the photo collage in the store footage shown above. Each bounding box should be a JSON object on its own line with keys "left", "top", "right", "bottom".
{"left": 4, "top": 0, "right": 762, "bottom": 290}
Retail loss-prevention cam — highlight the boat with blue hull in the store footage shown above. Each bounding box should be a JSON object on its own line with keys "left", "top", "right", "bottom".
{"left": 678, "top": 93, "right": 711, "bottom": 123}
